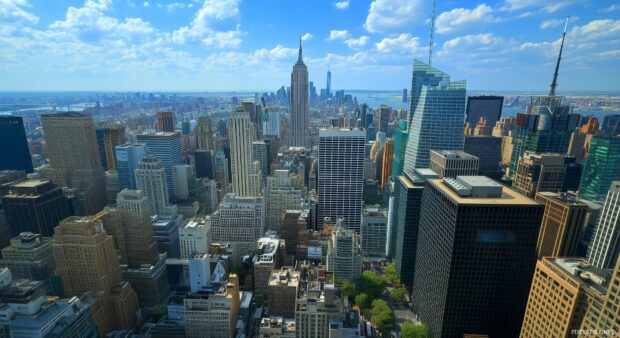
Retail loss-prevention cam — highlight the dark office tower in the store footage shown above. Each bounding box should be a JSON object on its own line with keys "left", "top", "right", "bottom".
{"left": 563, "top": 156, "right": 582, "bottom": 192}
{"left": 40, "top": 112, "right": 107, "bottom": 216}
{"left": 194, "top": 150, "right": 214, "bottom": 179}
{"left": 403, "top": 60, "right": 465, "bottom": 170}
{"left": 578, "top": 136, "right": 620, "bottom": 201}
{"left": 95, "top": 127, "right": 114, "bottom": 171}
{"left": 326, "top": 68, "right": 331, "bottom": 98}
{"left": 378, "top": 104, "right": 390, "bottom": 136}
{"left": 290, "top": 38, "right": 309, "bottom": 147}
{"left": 318, "top": 128, "right": 365, "bottom": 231}
{"left": 0, "top": 116, "right": 33, "bottom": 173}
{"left": 465, "top": 96, "right": 503, "bottom": 136}
{"left": 463, "top": 136, "right": 503, "bottom": 179}
{"left": 402, "top": 88, "right": 408, "bottom": 103}
{"left": 0, "top": 179, "right": 73, "bottom": 237}
{"left": 412, "top": 176, "right": 543, "bottom": 337}
{"left": 136, "top": 131, "right": 184, "bottom": 197}
{"left": 393, "top": 169, "right": 438, "bottom": 291}
{"left": 156, "top": 111, "right": 175, "bottom": 132}
{"left": 601, "top": 114, "right": 620, "bottom": 136}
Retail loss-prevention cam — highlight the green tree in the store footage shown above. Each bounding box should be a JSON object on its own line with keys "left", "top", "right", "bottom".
{"left": 342, "top": 280, "right": 357, "bottom": 297}
{"left": 359, "top": 271, "right": 385, "bottom": 299}
{"left": 400, "top": 322, "right": 429, "bottom": 338}
{"left": 389, "top": 287, "right": 407, "bottom": 306}
{"left": 370, "top": 299, "right": 395, "bottom": 334}
{"left": 382, "top": 262, "right": 400, "bottom": 285}
{"left": 355, "top": 292, "right": 370, "bottom": 310}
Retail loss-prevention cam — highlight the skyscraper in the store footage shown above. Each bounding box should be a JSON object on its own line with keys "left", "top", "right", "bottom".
{"left": 578, "top": 136, "right": 620, "bottom": 201}
{"left": 0, "top": 116, "right": 33, "bottom": 173}
{"left": 136, "top": 131, "right": 183, "bottom": 197}
{"left": 326, "top": 68, "right": 331, "bottom": 98}
{"left": 429, "top": 150, "right": 479, "bottom": 179}
{"left": 135, "top": 156, "right": 169, "bottom": 216}
{"left": 465, "top": 96, "right": 503, "bottom": 135}
{"left": 1, "top": 179, "right": 73, "bottom": 237}
{"left": 326, "top": 223, "right": 362, "bottom": 281}
{"left": 512, "top": 152, "right": 570, "bottom": 198}
{"left": 588, "top": 181, "right": 620, "bottom": 269}
{"left": 463, "top": 136, "right": 502, "bottom": 179}
{"left": 0, "top": 232, "right": 55, "bottom": 283}
{"left": 412, "top": 176, "right": 543, "bottom": 337}
{"left": 115, "top": 143, "right": 146, "bottom": 190}
{"left": 290, "top": 38, "right": 309, "bottom": 147}
{"left": 317, "top": 128, "right": 365, "bottom": 231}
{"left": 196, "top": 115, "right": 215, "bottom": 151}
{"left": 265, "top": 170, "right": 302, "bottom": 231}
{"left": 579, "top": 254, "right": 620, "bottom": 335}
{"left": 229, "top": 106, "right": 257, "bottom": 197}
{"left": 156, "top": 111, "right": 175, "bottom": 132}
{"left": 40, "top": 112, "right": 107, "bottom": 215}
{"left": 252, "top": 140, "right": 269, "bottom": 186}
{"left": 116, "top": 189, "right": 159, "bottom": 266}
{"left": 361, "top": 206, "right": 388, "bottom": 258}
{"left": 403, "top": 60, "right": 465, "bottom": 170}
{"left": 390, "top": 120, "right": 408, "bottom": 180}
{"left": 378, "top": 104, "right": 391, "bottom": 135}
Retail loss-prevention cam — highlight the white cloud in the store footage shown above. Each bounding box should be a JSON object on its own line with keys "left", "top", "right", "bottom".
{"left": 344, "top": 36, "right": 369, "bottom": 49}
{"left": 602, "top": 4, "right": 620, "bottom": 12}
{"left": 540, "top": 18, "right": 563, "bottom": 30}
{"left": 172, "top": 0, "right": 242, "bottom": 48}
{"left": 167, "top": 2, "right": 188, "bottom": 11}
{"left": 436, "top": 4, "right": 499, "bottom": 34}
{"left": 375, "top": 33, "right": 419, "bottom": 53}
{"left": 364, "top": 0, "right": 425, "bottom": 33}
{"left": 301, "top": 33, "right": 313, "bottom": 41}
{"left": 327, "top": 29, "right": 349, "bottom": 41}
{"left": 334, "top": 0, "right": 349, "bottom": 9}
{"left": 143, "top": 1, "right": 149, "bottom": 7}
{"left": 0, "top": 0, "right": 39, "bottom": 25}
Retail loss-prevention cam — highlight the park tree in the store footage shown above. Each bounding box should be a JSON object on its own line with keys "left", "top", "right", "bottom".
{"left": 370, "top": 299, "right": 395, "bottom": 335}
{"left": 389, "top": 287, "right": 407, "bottom": 306}
{"left": 360, "top": 271, "right": 385, "bottom": 299}
{"left": 400, "top": 322, "right": 429, "bottom": 338}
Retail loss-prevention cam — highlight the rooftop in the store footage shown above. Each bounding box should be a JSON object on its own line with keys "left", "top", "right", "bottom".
{"left": 431, "top": 150, "right": 478, "bottom": 160}
{"left": 551, "top": 258, "right": 610, "bottom": 294}
{"left": 255, "top": 238, "right": 283, "bottom": 264}
{"left": 430, "top": 177, "right": 538, "bottom": 205}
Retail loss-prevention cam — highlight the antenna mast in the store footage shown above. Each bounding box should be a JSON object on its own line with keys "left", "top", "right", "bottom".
{"left": 548, "top": 16, "right": 569, "bottom": 96}
{"left": 429, "top": 0, "right": 436, "bottom": 65}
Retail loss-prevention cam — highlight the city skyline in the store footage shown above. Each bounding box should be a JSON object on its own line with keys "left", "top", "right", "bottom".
{"left": 0, "top": 0, "right": 618, "bottom": 92}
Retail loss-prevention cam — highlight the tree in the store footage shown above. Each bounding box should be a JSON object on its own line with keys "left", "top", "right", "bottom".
{"left": 342, "top": 279, "right": 357, "bottom": 297}
{"left": 400, "top": 322, "right": 429, "bottom": 338}
{"left": 360, "top": 271, "right": 385, "bottom": 299}
{"left": 382, "top": 262, "right": 400, "bottom": 285}
{"left": 370, "top": 299, "right": 395, "bottom": 334}
{"left": 355, "top": 293, "right": 370, "bottom": 310}
{"left": 389, "top": 287, "right": 407, "bottom": 306}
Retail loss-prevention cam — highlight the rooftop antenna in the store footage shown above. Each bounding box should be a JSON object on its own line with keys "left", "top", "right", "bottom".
{"left": 548, "top": 16, "right": 569, "bottom": 96}
{"left": 428, "top": 0, "right": 436, "bottom": 66}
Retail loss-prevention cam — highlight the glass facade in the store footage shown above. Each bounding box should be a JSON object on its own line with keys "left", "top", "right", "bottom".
{"left": 578, "top": 136, "right": 620, "bottom": 201}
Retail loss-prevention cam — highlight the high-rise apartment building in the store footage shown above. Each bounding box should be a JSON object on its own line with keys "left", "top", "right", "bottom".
{"left": 0, "top": 232, "right": 55, "bottom": 283}
{"left": 317, "top": 128, "right": 365, "bottom": 231}
{"left": 465, "top": 96, "right": 503, "bottom": 136}
{"left": 210, "top": 193, "right": 264, "bottom": 266}
{"left": 265, "top": 170, "right": 302, "bottom": 231}
{"left": 412, "top": 176, "right": 543, "bottom": 337}
{"left": 588, "top": 181, "right": 620, "bottom": 269}
{"left": 361, "top": 206, "right": 387, "bottom": 258}
{"left": 156, "top": 111, "right": 175, "bottom": 132}
{"left": 393, "top": 169, "right": 438, "bottom": 291}
{"left": 290, "top": 39, "right": 309, "bottom": 147}
{"left": 0, "top": 116, "right": 33, "bottom": 173}
{"left": 326, "top": 224, "right": 362, "bottom": 281}
{"left": 578, "top": 136, "right": 620, "bottom": 201}
{"left": 40, "top": 112, "right": 107, "bottom": 215}
{"left": 0, "top": 179, "right": 73, "bottom": 237}
{"left": 136, "top": 131, "right": 183, "bottom": 197}
{"left": 403, "top": 60, "right": 466, "bottom": 170}
{"left": 520, "top": 258, "right": 608, "bottom": 338}
{"left": 535, "top": 191, "right": 589, "bottom": 258}
{"left": 579, "top": 254, "right": 620, "bottom": 335}
{"left": 196, "top": 115, "right": 214, "bottom": 151}
{"left": 116, "top": 189, "right": 159, "bottom": 266}
{"left": 135, "top": 156, "right": 169, "bottom": 216}
{"left": 229, "top": 106, "right": 258, "bottom": 197}
{"left": 115, "top": 143, "right": 145, "bottom": 191}
{"left": 429, "top": 150, "right": 479, "bottom": 179}
{"left": 512, "top": 152, "right": 570, "bottom": 198}
{"left": 267, "top": 267, "right": 299, "bottom": 318}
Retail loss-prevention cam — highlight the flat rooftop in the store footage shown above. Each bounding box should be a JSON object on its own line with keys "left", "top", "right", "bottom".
{"left": 11, "top": 179, "right": 48, "bottom": 188}
{"left": 429, "top": 177, "right": 538, "bottom": 205}
{"left": 432, "top": 150, "right": 478, "bottom": 160}
{"left": 551, "top": 258, "right": 610, "bottom": 294}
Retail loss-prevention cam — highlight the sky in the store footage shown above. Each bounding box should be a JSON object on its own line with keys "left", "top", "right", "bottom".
{"left": 0, "top": 0, "right": 619, "bottom": 92}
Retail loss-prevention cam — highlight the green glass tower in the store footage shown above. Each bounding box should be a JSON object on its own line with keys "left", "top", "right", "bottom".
{"left": 390, "top": 120, "right": 408, "bottom": 180}
{"left": 578, "top": 136, "right": 620, "bottom": 201}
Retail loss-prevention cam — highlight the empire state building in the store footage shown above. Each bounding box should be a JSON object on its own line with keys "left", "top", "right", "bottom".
{"left": 289, "top": 38, "right": 309, "bottom": 147}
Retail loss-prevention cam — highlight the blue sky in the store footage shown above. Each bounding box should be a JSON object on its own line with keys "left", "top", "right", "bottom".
{"left": 0, "top": 0, "right": 619, "bottom": 91}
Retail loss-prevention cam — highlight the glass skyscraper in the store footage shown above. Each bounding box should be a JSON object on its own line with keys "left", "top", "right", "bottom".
{"left": 115, "top": 143, "right": 146, "bottom": 190}
{"left": 403, "top": 60, "right": 465, "bottom": 170}
{"left": 579, "top": 136, "right": 620, "bottom": 201}
{"left": 136, "top": 132, "right": 183, "bottom": 197}
{"left": 0, "top": 116, "right": 33, "bottom": 173}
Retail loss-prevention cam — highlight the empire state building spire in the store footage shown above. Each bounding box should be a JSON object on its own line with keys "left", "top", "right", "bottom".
{"left": 297, "top": 36, "right": 303, "bottom": 64}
